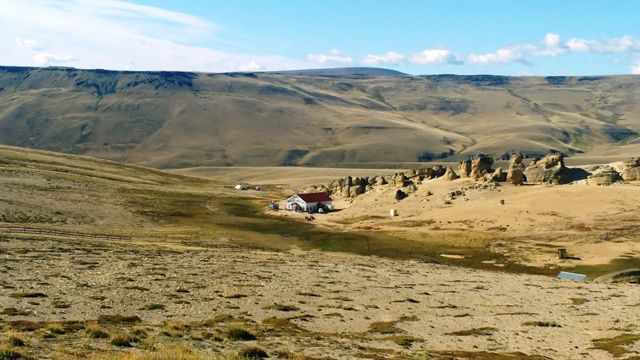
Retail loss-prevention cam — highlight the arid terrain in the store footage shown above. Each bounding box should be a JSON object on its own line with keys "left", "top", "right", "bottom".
{"left": 1, "top": 145, "right": 640, "bottom": 359}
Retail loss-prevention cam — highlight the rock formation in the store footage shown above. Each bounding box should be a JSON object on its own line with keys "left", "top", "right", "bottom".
{"left": 587, "top": 166, "right": 622, "bottom": 186}
{"left": 459, "top": 160, "right": 472, "bottom": 178}
{"left": 395, "top": 189, "right": 407, "bottom": 201}
{"left": 618, "top": 157, "right": 640, "bottom": 181}
{"left": 469, "top": 155, "right": 494, "bottom": 180}
{"left": 394, "top": 174, "right": 409, "bottom": 188}
{"left": 523, "top": 153, "right": 568, "bottom": 184}
{"left": 312, "top": 153, "right": 640, "bottom": 200}
{"left": 442, "top": 166, "right": 459, "bottom": 181}
{"left": 506, "top": 155, "right": 526, "bottom": 185}
{"left": 486, "top": 167, "right": 507, "bottom": 182}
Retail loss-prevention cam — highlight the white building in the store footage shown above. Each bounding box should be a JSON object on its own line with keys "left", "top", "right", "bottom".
{"left": 286, "top": 193, "right": 333, "bottom": 212}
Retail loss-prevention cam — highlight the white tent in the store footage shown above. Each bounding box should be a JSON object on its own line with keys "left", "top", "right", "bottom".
{"left": 234, "top": 184, "right": 245, "bottom": 190}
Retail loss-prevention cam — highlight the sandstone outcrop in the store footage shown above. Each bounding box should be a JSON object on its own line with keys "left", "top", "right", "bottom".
{"left": 618, "top": 157, "right": 640, "bottom": 181}
{"left": 523, "top": 153, "right": 568, "bottom": 184}
{"left": 314, "top": 152, "right": 624, "bottom": 200}
{"left": 459, "top": 160, "right": 472, "bottom": 178}
{"left": 524, "top": 153, "right": 590, "bottom": 184}
{"left": 506, "top": 155, "right": 526, "bottom": 185}
{"left": 587, "top": 166, "right": 622, "bottom": 186}
{"left": 469, "top": 155, "right": 494, "bottom": 180}
{"left": 442, "top": 166, "right": 459, "bottom": 181}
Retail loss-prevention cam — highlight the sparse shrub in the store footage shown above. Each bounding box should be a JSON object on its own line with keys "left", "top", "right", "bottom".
{"left": 224, "top": 294, "right": 247, "bottom": 299}
{"left": 0, "top": 345, "right": 24, "bottom": 360}
{"left": 446, "top": 327, "right": 497, "bottom": 336}
{"left": 86, "top": 325, "right": 110, "bottom": 339}
{"left": 110, "top": 333, "right": 134, "bottom": 347}
{"left": 227, "top": 326, "right": 257, "bottom": 341}
{"left": 523, "top": 321, "right": 561, "bottom": 328}
{"left": 265, "top": 304, "right": 299, "bottom": 312}
{"left": 1, "top": 308, "right": 30, "bottom": 316}
{"left": 238, "top": 346, "right": 268, "bottom": 359}
{"left": 97, "top": 314, "right": 141, "bottom": 325}
{"left": 131, "top": 328, "right": 148, "bottom": 339}
{"left": 387, "top": 335, "right": 418, "bottom": 347}
{"left": 4, "top": 333, "right": 25, "bottom": 348}
{"left": 272, "top": 349, "right": 292, "bottom": 359}
{"left": 46, "top": 323, "right": 65, "bottom": 335}
{"left": 593, "top": 333, "right": 640, "bottom": 358}
{"left": 52, "top": 302, "right": 70, "bottom": 309}
{"left": 140, "top": 303, "right": 165, "bottom": 311}
{"left": 367, "top": 321, "right": 402, "bottom": 334}
{"left": 9, "top": 292, "right": 46, "bottom": 299}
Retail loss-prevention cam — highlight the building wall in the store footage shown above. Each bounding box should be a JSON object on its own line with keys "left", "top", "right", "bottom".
{"left": 286, "top": 197, "right": 333, "bottom": 212}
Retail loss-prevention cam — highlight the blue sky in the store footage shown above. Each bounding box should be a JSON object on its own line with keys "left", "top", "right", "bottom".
{"left": 2, "top": 0, "right": 640, "bottom": 75}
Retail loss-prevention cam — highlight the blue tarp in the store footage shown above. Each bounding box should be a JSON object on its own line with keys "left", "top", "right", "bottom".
{"left": 557, "top": 271, "right": 587, "bottom": 281}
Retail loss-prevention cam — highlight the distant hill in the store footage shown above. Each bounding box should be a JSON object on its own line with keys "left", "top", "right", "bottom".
{"left": 0, "top": 66, "right": 639, "bottom": 168}
{"left": 271, "top": 67, "right": 408, "bottom": 77}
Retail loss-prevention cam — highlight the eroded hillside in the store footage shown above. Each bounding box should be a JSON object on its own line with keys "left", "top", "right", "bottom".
{"left": 1, "top": 67, "right": 640, "bottom": 168}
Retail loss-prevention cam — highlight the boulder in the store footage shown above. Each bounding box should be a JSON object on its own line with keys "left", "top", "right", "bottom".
{"left": 587, "top": 166, "right": 622, "bottom": 186}
{"left": 395, "top": 189, "right": 407, "bottom": 201}
{"left": 506, "top": 155, "right": 526, "bottom": 185}
{"left": 469, "top": 155, "right": 494, "bottom": 180}
{"left": 523, "top": 153, "right": 584, "bottom": 184}
{"left": 459, "top": 160, "right": 472, "bottom": 178}
{"left": 393, "top": 174, "right": 409, "bottom": 188}
{"left": 341, "top": 176, "right": 352, "bottom": 197}
{"left": 487, "top": 167, "right": 507, "bottom": 182}
{"left": 431, "top": 165, "right": 446, "bottom": 178}
{"left": 619, "top": 157, "right": 640, "bottom": 181}
{"left": 442, "top": 166, "right": 459, "bottom": 181}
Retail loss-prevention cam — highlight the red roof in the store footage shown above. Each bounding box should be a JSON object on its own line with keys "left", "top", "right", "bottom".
{"left": 297, "top": 192, "right": 332, "bottom": 203}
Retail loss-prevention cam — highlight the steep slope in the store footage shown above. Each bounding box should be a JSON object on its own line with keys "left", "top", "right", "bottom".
{"left": 0, "top": 66, "right": 639, "bottom": 168}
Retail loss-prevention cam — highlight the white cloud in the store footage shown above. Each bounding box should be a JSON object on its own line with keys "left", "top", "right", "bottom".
{"left": 15, "top": 37, "right": 42, "bottom": 50}
{"left": 632, "top": 61, "right": 640, "bottom": 75}
{"left": 239, "top": 61, "right": 263, "bottom": 72}
{"left": 588, "top": 36, "right": 639, "bottom": 53}
{"left": 468, "top": 34, "right": 640, "bottom": 68}
{"left": 307, "top": 49, "right": 353, "bottom": 64}
{"left": 533, "top": 33, "right": 566, "bottom": 57}
{"left": 33, "top": 52, "right": 74, "bottom": 66}
{"left": 362, "top": 51, "right": 405, "bottom": 65}
{"left": 409, "top": 49, "right": 461, "bottom": 65}
{"left": 0, "top": 0, "right": 307, "bottom": 72}
{"left": 543, "top": 33, "right": 561, "bottom": 48}
{"left": 468, "top": 45, "right": 533, "bottom": 64}
{"left": 566, "top": 38, "right": 590, "bottom": 52}
{"left": 564, "top": 36, "right": 639, "bottom": 54}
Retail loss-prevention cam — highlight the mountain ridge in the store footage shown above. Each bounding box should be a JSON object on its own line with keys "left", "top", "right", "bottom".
{"left": 1, "top": 66, "right": 639, "bottom": 168}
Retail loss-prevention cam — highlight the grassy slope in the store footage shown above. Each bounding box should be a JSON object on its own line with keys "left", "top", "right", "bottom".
{"left": 1, "top": 67, "right": 639, "bottom": 168}
{"left": 0, "top": 145, "right": 553, "bottom": 275}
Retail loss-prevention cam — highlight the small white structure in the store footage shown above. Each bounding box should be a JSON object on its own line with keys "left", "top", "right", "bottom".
{"left": 234, "top": 184, "right": 245, "bottom": 190}
{"left": 286, "top": 193, "right": 333, "bottom": 213}
{"left": 390, "top": 209, "right": 398, "bottom": 217}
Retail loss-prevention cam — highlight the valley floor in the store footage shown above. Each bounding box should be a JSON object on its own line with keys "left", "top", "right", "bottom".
{"left": 1, "top": 146, "right": 640, "bottom": 359}
{"left": 1, "top": 233, "right": 639, "bottom": 359}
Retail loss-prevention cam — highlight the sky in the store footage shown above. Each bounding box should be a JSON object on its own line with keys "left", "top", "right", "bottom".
{"left": 2, "top": 0, "right": 640, "bottom": 75}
